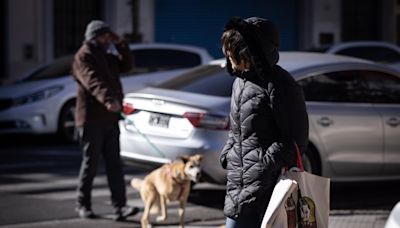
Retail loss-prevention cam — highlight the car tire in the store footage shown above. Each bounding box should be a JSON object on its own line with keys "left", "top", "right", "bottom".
{"left": 301, "top": 144, "right": 321, "bottom": 175}
{"left": 58, "top": 100, "right": 77, "bottom": 142}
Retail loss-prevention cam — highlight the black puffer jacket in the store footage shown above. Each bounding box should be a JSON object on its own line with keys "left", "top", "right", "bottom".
{"left": 219, "top": 17, "right": 309, "bottom": 220}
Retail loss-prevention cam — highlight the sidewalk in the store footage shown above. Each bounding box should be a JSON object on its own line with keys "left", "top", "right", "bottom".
{"left": 0, "top": 209, "right": 390, "bottom": 228}
{"left": 329, "top": 210, "right": 390, "bottom": 228}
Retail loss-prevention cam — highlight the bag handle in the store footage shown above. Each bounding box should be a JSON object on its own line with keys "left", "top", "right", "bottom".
{"left": 283, "top": 142, "right": 304, "bottom": 172}
{"left": 294, "top": 143, "right": 304, "bottom": 171}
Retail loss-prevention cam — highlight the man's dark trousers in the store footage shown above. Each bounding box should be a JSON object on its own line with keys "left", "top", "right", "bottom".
{"left": 76, "top": 122, "right": 126, "bottom": 211}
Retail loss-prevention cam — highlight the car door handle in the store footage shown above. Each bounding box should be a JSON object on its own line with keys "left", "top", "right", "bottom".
{"left": 386, "top": 117, "right": 400, "bottom": 127}
{"left": 317, "top": 117, "right": 333, "bottom": 127}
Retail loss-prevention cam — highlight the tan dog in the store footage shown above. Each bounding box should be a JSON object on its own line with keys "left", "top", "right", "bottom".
{"left": 131, "top": 154, "right": 203, "bottom": 228}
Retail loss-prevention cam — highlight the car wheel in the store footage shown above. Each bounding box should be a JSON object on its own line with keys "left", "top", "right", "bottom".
{"left": 58, "top": 100, "right": 77, "bottom": 142}
{"left": 301, "top": 145, "right": 321, "bottom": 175}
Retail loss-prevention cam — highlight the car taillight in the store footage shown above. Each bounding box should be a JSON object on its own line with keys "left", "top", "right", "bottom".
{"left": 123, "top": 102, "right": 135, "bottom": 115}
{"left": 183, "top": 112, "right": 229, "bottom": 130}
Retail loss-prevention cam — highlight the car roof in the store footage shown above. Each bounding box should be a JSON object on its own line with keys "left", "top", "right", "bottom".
{"left": 17, "top": 43, "right": 214, "bottom": 82}
{"left": 210, "top": 51, "right": 370, "bottom": 71}
{"left": 45, "top": 43, "right": 213, "bottom": 66}
{"left": 128, "top": 42, "right": 209, "bottom": 51}
{"left": 209, "top": 51, "right": 400, "bottom": 79}
{"left": 280, "top": 51, "right": 369, "bottom": 70}
{"left": 325, "top": 41, "right": 400, "bottom": 53}
{"left": 128, "top": 43, "right": 214, "bottom": 62}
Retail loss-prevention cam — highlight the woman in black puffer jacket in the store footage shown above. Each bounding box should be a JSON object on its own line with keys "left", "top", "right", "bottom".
{"left": 219, "top": 17, "right": 309, "bottom": 228}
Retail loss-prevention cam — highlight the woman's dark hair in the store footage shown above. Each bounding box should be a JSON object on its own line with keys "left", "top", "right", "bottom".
{"left": 221, "top": 29, "right": 251, "bottom": 66}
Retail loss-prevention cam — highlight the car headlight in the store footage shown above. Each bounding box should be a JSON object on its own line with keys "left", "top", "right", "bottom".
{"left": 13, "top": 86, "right": 64, "bottom": 106}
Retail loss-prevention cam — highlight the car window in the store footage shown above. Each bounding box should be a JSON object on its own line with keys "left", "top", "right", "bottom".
{"left": 336, "top": 46, "right": 400, "bottom": 64}
{"left": 122, "top": 49, "right": 202, "bottom": 76}
{"left": 363, "top": 71, "right": 400, "bottom": 104}
{"left": 23, "top": 55, "right": 73, "bottom": 81}
{"left": 156, "top": 65, "right": 233, "bottom": 97}
{"left": 298, "top": 70, "right": 369, "bottom": 103}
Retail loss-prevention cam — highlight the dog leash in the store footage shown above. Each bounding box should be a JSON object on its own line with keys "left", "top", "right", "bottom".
{"left": 120, "top": 112, "right": 167, "bottom": 158}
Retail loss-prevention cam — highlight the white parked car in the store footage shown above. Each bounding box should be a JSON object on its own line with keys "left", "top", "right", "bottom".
{"left": 0, "top": 43, "right": 213, "bottom": 141}
{"left": 321, "top": 41, "right": 400, "bottom": 71}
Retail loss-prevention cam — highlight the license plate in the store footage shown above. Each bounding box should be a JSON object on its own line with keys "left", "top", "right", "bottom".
{"left": 149, "top": 113, "right": 170, "bottom": 128}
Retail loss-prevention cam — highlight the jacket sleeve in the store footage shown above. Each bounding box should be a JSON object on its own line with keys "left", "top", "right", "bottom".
{"left": 114, "top": 40, "right": 133, "bottom": 73}
{"left": 73, "top": 53, "right": 117, "bottom": 106}
{"left": 262, "top": 77, "right": 309, "bottom": 169}
{"left": 220, "top": 129, "right": 234, "bottom": 169}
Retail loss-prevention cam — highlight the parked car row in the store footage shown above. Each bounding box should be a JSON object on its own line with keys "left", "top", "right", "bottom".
{"left": 2, "top": 40, "right": 400, "bottom": 185}
{"left": 0, "top": 43, "right": 213, "bottom": 141}
{"left": 119, "top": 52, "right": 400, "bottom": 184}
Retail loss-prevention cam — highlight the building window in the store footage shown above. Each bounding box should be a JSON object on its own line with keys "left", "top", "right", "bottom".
{"left": 53, "top": 0, "right": 101, "bottom": 58}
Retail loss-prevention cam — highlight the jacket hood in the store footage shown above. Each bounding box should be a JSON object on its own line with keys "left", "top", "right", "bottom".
{"left": 224, "top": 17, "right": 280, "bottom": 80}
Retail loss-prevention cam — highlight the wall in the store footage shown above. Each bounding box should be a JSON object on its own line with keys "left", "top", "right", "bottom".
{"left": 106, "top": 0, "right": 153, "bottom": 43}
{"left": 8, "top": 0, "right": 42, "bottom": 81}
{"left": 139, "top": 0, "right": 154, "bottom": 43}
{"left": 107, "top": 0, "right": 132, "bottom": 37}
{"left": 312, "top": 0, "right": 341, "bottom": 48}
{"left": 154, "top": 0, "right": 299, "bottom": 58}
{"left": 0, "top": 1, "right": 6, "bottom": 83}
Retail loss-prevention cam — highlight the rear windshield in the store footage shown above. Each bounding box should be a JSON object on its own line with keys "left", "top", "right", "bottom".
{"left": 156, "top": 65, "right": 234, "bottom": 97}
{"left": 125, "top": 49, "right": 202, "bottom": 74}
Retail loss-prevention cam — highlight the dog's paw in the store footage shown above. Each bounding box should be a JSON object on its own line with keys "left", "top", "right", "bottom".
{"left": 156, "top": 215, "right": 167, "bottom": 222}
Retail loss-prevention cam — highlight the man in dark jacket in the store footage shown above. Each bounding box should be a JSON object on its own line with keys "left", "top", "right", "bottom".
{"left": 72, "top": 20, "right": 138, "bottom": 221}
{"left": 219, "top": 17, "right": 309, "bottom": 227}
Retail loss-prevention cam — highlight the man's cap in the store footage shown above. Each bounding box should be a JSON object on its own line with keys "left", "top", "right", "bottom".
{"left": 84, "top": 20, "right": 116, "bottom": 41}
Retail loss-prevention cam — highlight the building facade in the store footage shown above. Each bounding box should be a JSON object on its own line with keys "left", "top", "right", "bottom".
{"left": 1, "top": 0, "right": 399, "bottom": 84}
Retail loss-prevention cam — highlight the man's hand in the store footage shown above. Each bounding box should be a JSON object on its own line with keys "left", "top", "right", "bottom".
{"left": 110, "top": 31, "right": 120, "bottom": 43}
{"left": 105, "top": 100, "right": 122, "bottom": 113}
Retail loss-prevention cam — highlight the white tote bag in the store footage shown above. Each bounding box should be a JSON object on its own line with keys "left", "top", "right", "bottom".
{"left": 261, "top": 175, "right": 298, "bottom": 228}
{"left": 261, "top": 143, "right": 330, "bottom": 228}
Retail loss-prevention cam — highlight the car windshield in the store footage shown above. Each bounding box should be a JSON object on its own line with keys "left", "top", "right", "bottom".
{"left": 155, "top": 65, "right": 234, "bottom": 97}
{"left": 22, "top": 55, "right": 73, "bottom": 82}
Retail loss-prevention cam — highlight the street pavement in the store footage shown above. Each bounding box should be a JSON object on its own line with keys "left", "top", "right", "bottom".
{"left": 0, "top": 172, "right": 394, "bottom": 228}
{"left": 0, "top": 135, "right": 398, "bottom": 228}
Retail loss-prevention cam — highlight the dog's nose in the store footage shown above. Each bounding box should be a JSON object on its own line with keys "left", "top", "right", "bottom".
{"left": 196, "top": 172, "right": 201, "bottom": 180}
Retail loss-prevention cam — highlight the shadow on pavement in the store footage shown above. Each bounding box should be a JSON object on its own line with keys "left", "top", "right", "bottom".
{"left": 1, "top": 134, "right": 72, "bottom": 147}
{"left": 188, "top": 187, "right": 225, "bottom": 210}
{"left": 331, "top": 181, "right": 400, "bottom": 210}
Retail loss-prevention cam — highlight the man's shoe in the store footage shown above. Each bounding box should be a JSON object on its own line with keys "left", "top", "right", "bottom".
{"left": 76, "top": 207, "right": 97, "bottom": 219}
{"left": 113, "top": 206, "right": 139, "bottom": 221}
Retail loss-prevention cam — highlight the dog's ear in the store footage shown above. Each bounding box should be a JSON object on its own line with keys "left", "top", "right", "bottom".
{"left": 197, "top": 154, "right": 203, "bottom": 161}
{"left": 178, "top": 155, "right": 190, "bottom": 163}
{"left": 191, "top": 154, "right": 203, "bottom": 162}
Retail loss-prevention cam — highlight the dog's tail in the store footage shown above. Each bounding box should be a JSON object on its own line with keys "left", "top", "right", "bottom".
{"left": 131, "top": 178, "right": 142, "bottom": 190}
